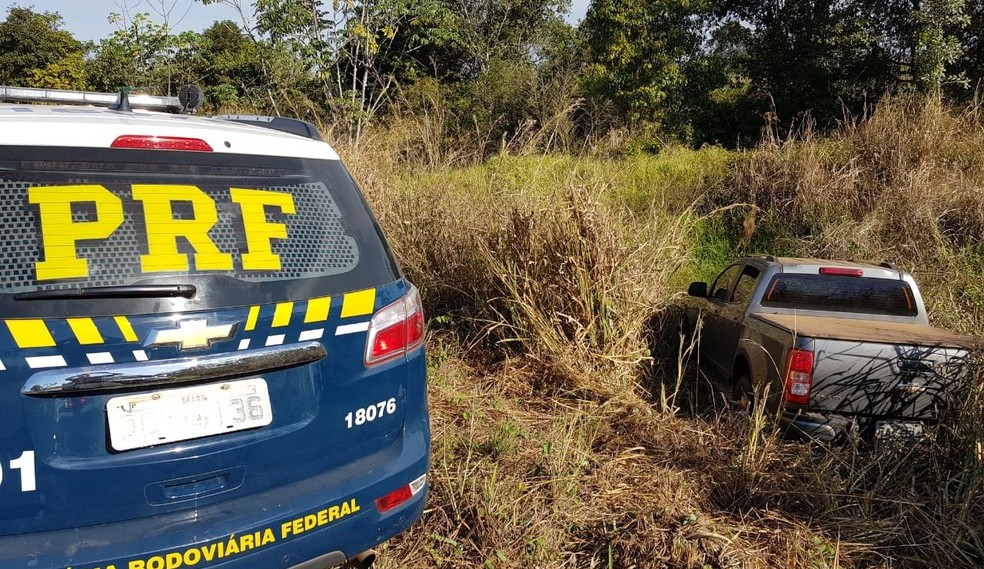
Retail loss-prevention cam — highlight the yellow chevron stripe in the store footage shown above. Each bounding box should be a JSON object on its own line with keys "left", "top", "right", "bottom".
{"left": 114, "top": 316, "right": 138, "bottom": 343}
{"left": 245, "top": 306, "right": 260, "bottom": 331}
{"left": 304, "top": 296, "right": 331, "bottom": 323}
{"left": 6, "top": 319, "right": 56, "bottom": 348}
{"left": 272, "top": 302, "right": 294, "bottom": 328}
{"left": 341, "top": 289, "right": 376, "bottom": 318}
{"left": 67, "top": 318, "right": 104, "bottom": 345}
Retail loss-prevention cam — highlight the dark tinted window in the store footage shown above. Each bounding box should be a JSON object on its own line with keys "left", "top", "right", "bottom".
{"left": 0, "top": 146, "right": 398, "bottom": 317}
{"left": 710, "top": 264, "right": 741, "bottom": 301}
{"left": 760, "top": 274, "right": 918, "bottom": 316}
{"left": 732, "top": 265, "right": 760, "bottom": 305}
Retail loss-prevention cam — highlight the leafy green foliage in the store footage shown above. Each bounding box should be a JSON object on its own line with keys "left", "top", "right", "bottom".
{"left": 912, "top": 0, "right": 971, "bottom": 91}
{"left": 86, "top": 12, "right": 177, "bottom": 92}
{"left": 182, "top": 21, "right": 264, "bottom": 108}
{"left": 0, "top": 7, "right": 87, "bottom": 89}
{"left": 1, "top": 0, "right": 982, "bottom": 149}
{"left": 581, "top": 0, "right": 708, "bottom": 129}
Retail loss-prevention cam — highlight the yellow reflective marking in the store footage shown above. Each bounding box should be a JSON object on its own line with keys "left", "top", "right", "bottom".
{"left": 272, "top": 302, "right": 294, "bottom": 328}
{"left": 67, "top": 318, "right": 104, "bottom": 345}
{"left": 341, "top": 289, "right": 376, "bottom": 318}
{"left": 29, "top": 185, "right": 124, "bottom": 281}
{"left": 132, "top": 184, "right": 233, "bottom": 273}
{"left": 230, "top": 188, "right": 297, "bottom": 271}
{"left": 6, "top": 319, "right": 56, "bottom": 348}
{"left": 114, "top": 316, "right": 138, "bottom": 342}
{"left": 304, "top": 296, "right": 331, "bottom": 323}
{"left": 245, "top": 306, "right": 260, "bottom": 331}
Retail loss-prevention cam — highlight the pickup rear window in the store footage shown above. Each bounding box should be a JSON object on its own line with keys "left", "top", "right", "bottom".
{"left": 760, "top": 274, "right": 918, "bottom": 317}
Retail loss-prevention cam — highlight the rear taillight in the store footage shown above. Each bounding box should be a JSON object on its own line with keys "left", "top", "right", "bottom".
{"left": 783, "top": 349, "right": 814, "bottom": 405}
{"left": 365, "top": 285, "right": 425, "bottom": 366}
{"left": 375, "top": 474, "right": 427, "bottom": 513}
{"left": 111, "top": 135, "right": 213, "bottom": 152}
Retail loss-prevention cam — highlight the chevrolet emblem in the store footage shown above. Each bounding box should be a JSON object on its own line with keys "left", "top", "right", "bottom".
{"left": 145, "top": 319, "right": 237, "bottom": 350}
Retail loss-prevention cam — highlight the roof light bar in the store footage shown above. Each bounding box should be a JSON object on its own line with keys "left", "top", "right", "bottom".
{"left": 0, "top": 85, "right": 183, "bottom": 113}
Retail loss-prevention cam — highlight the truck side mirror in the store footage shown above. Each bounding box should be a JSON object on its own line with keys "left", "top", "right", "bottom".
{"left": 688, "top": 282, "right": 708, "bottom": 297}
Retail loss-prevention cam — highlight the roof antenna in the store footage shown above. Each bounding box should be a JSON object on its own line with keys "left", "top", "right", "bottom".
{"left": 112, "top": 87, "right": 132, "bottom": 112}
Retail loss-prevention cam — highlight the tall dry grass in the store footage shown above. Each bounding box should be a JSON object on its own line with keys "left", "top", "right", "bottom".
{"left": 337, "top": 95, "right": 984, "bottom": 568}
{"left": 347, "top": 151, "right": 719, "bottom": 401}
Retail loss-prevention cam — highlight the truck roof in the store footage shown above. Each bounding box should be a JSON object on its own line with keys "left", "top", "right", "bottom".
{"left": 0, "top": 104, "right": 339, "bottom": 161}
{"left": 754, "top": 256, "right": 902, "bottom": 279}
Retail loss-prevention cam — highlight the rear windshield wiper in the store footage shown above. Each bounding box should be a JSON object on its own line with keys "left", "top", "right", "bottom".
{"left": 14, "top": 284, "right": 197, "bottom": 300}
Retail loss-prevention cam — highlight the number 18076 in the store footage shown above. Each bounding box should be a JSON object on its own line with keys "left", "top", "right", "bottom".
{"left": 345, "top": 398, "right": 397, "bottom": 429}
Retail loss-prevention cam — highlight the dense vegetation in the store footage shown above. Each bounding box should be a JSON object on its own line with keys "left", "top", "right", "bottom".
{"left": 2, "top": 1, "right": 983, "bottom": 567}
{"left": 1, "top": 0, "right": 983, "bottom": 148}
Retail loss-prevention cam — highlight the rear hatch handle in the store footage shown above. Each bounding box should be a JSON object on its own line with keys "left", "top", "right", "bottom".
{"left": 21, "top": 341, "right": 326, "bottom": 397}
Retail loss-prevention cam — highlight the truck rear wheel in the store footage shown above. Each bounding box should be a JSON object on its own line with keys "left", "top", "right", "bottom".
{"left": 731, "top": 370, "right": 754, "bottom": 413}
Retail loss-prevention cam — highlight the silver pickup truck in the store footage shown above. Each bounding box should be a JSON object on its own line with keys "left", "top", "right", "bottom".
{"left": 684, "top": 256, "right": 979, "bottom": 442}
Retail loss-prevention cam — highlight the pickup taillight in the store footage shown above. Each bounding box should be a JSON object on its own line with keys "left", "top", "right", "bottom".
{"left": 783, "top": 349, "right": 814, "bottom": 405}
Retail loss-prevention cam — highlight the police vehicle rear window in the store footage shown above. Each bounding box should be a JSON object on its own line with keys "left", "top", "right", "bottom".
{"left": 760, "top": 274, "right": 918, "bottom": 317}
{"left": 0, "top": 146, "right": 397, "bottom": 316}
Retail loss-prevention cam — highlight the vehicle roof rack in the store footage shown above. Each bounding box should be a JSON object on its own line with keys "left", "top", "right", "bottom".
{"left": 879, "top": 261, "right": 898, "bottom": 270}
{"left": 0, "top": 85, "right": 200, "bottom": 114}
{"left": 212, "top": 115, "right": 323, "bottom": 140}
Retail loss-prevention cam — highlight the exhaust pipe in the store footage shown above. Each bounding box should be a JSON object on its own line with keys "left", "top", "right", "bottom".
{"left": 342, "top": 550, "right": 376, "bottom": 569}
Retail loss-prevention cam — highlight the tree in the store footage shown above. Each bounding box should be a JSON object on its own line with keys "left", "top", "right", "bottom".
{"left": 87, "top": 12, "right": 176, "bottom": 92}
{"left": 447, "top": 0, "right": 570, "bottom": 77}
{"left": 953, "top": 0, "right": 983, "bottom": 94}
{"left": 170, "top": 20, "right": 265, "bottom": 108}
{"left": 0, "top": 6, "right": 87, "bottom": 89}
{"left": 715, "top": 0, "right": 894, "bottom": 129}
{"left": 580, "top": 0, "right": 710, "bottom": 132}
{"left": 911, "top": 0, "right": 970, "bottom": 91}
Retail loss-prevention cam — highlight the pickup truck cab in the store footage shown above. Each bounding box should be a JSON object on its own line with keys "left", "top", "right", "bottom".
{"left": 0, "top": 87, "right": 429, "bottom": 569}
{"left": 685, "top": 256, "right": 977, "bottom": 442}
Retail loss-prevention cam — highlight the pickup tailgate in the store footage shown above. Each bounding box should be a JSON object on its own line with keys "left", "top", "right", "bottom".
{"left": 755, "top": 313, "right": 977, "bottom": 419}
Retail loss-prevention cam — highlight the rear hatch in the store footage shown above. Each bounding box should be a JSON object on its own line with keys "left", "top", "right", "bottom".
{"left": 756, "top": 314, "right": 976, "bottom": 421}
{"left": 809, "top": 339, "right": 973, "bottom": 420}
{"left": 0, "top": 144, "right": 407, "bottom": 536}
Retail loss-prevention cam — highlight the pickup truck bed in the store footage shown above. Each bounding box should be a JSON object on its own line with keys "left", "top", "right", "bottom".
{"left": 752, "top": 313, "right": 980, "bottom": 350}
{"left": 753, "top": 312, "right": 977, "bottom": 426}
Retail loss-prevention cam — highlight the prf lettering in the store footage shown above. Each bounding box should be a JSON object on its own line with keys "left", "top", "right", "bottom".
{"left": 28, "top": 184, "right": 296, "bottom": 281}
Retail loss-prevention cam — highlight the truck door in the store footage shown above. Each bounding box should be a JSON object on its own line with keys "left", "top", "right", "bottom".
{"left": 720, "top": 263, "right": 762, "bottom": 374}
{"left": 701, "top": 263, "right": 741, "bottom": 375}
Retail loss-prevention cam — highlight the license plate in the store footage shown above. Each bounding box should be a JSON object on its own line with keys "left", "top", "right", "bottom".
{"left": 107, "top": 378, "right": 273, "bottom": 451}
{"left": 875, "top": 421, "right": 925, "bottom": 441}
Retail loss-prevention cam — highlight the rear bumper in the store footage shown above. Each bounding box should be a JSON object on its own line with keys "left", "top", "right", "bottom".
{"left": 780, "top": 411, "right": 842, "bottom": 442}
{"left": 0, "top": 414, "right": 429, "bottom": 569}
{"left": 780, "top": 409, "right": 932, "bottom": 443}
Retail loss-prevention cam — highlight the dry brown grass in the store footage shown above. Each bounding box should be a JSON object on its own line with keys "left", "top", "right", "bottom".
{"left": 376, "top": 339, "right": 874, "bottom": 569}
{"left": 337, "top": 95, "right": 984, "bottom": 568}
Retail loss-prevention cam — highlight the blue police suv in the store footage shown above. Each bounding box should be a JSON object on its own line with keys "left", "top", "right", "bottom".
{"left": 0, "top": 86, "right": 429, "bottom": 569}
